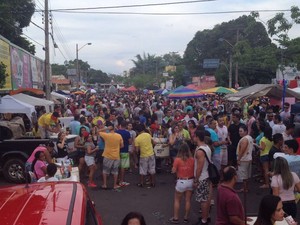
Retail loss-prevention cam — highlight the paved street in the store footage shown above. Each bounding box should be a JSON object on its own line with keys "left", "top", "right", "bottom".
{"left": 0, "top": 164, "right": 299, "bottom": 225}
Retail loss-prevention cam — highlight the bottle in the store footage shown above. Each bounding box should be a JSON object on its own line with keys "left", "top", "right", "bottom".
{"left": 60, "top": 161, "right": 65, "bottom": 178}
{"left": 285, "top": 215, "right": 296, "bottom": 225}
{"left": 64, "top": 159, "right": 71, "bottom": 178}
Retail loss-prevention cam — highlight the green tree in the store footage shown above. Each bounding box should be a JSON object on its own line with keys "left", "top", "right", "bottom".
{"left": 88, "top": 69, "right": 110, "bottom": 84}
{"left": 184, "top": 15, "right": 278, "bottom": 87}
{"left": 266, "top": 6, "right": 300, "bottom": 47}
{"left": 0, "top": 0, "right": 35, "bottom": 54}
{"left": 0, "top": 62, "right": 8, "bottom": 88}
{"left": 52, "top": 63, "right": 67, "bottom": 75}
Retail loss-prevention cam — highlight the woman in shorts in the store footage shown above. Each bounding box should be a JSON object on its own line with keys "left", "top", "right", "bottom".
{"left": 84, "top": 132, "right": 99, "bottom": 187}
{"left": 169, "top": 142, "right": 194, "bottom": 224}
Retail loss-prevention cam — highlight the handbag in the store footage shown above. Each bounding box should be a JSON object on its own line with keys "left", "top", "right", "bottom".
{"left": 200, "top": 148, "right": 220, "bottom": 185}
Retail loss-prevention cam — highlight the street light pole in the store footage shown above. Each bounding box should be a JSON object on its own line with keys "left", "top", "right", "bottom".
{"left": 76, "top": 43, "right": 92, "bottom": 84}
{"left": 219, "top": 37, "right": 238, "bottom": 88}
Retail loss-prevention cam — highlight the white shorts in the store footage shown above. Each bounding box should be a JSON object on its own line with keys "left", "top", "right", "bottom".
{"left": 175, "top": 179, "right": 194, "bottom": 192}
{"left": 237, "top": 161, "right": 252, "bottom": 180}
{"left": 85, "top": 155, "right": 95, "bottom": 167}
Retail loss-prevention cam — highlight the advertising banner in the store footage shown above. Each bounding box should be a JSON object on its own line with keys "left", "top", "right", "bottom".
{"left": 0, "top": 38, "right": 12, "bottom": 90}
{"left": 11, "top": 46, "right": 32, "bottom": 89}
{"left": 31, "top": 56, "right": 44, "bottom": 89}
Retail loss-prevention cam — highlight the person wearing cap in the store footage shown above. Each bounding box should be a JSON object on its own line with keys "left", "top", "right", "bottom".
{"left": 38, "top": 112, "right": 61, "bottom": 138}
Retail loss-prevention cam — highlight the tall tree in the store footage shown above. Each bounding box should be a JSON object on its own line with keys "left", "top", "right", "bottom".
{"left": 0, "top": 0, "right": 36, "bottom": 54}
{"left": 184, "top": 15, "right": 278, "bottom": 86}
{"left": 266, "top": 6, "right": 300, "bottom": 47}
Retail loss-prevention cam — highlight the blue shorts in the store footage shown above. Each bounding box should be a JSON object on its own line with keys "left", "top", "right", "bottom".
{"left": 260, "top": 155, "right": 269, "bottom": 163}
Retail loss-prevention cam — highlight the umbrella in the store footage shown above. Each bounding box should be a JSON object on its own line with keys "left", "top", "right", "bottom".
{"left": 201, "top": 86, "right": 237, "bottom": 94}
{"left": 73, "top": 91, "right": 85, "bottom": 95}
{"left": 168, "top": 87, "right": 203, "bottom": 99}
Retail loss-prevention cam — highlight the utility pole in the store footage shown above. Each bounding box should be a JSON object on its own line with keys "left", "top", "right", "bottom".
{"left": 76, "top": 43, "right": 79, "bottom": 84}
{"left": 235, "top": 29, "right": 239, "bottom": 89}
{"left": 44, "top": 0, "right": 51, "bottom": 100}
{"left": 229, "top": 54, "right": 233, "bottom": 88}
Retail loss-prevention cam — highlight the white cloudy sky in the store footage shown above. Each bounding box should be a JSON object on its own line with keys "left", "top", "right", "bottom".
{"left": 23, "top": 0, "right": 300, "bottom": 75}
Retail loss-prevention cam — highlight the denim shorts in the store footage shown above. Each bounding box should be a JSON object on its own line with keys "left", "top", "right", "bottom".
{"left": 260, "top": 155, "right": 269, "bottom": 163}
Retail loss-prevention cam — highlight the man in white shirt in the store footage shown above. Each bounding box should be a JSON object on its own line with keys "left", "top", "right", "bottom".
{"left": 280, "top": 102, "right": 291, "bottom": 123}
{"left": 272, "top": 114, "right": 286, "bottom": 135}
{"left": 216, "top": 116, "right": 229, "bottom": 173}
{"left": 282, "top": 123, "right": 295, "bottom": 141}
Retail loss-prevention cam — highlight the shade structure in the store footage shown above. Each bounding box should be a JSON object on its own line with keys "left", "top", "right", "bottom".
{"left": 9, "top": 88, "right": 45, "bottom": 98}
{"left": 168, "top": 87, "right": 203, "bottom": 99}
{"left": 0, "top": 95, "right": 36, "bottom": 122}
{"left": 11, "top": 93, "right": 54, "bottom": 112}
{"left": 201, "top": 86, "right": 237, "bottom": 94}
{"left": 122, "top": 86, "right": 137, "bottom": 92}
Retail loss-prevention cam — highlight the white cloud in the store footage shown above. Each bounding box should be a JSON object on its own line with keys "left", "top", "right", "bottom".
{"left": 24, "top": 0, "right": 300, "bottom": 74}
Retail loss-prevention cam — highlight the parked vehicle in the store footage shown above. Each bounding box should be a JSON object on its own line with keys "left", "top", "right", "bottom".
{"left": 0, "top": 118, "right": 49, "bottom": 183}
{"left": 0, "top": 182, "right": 103, "bottom": 225}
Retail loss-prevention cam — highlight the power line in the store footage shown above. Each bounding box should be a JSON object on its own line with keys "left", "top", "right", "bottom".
{"left": 41, "top": 0, "right": 216, "bottom": 11}
{"left": 50, "top": 9, "right": 291, "bottom": 16}
{"left": 51, "top": 15, "right": 74, "bottom": 60}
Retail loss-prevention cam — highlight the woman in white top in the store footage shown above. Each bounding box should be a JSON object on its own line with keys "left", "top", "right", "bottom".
{"left": 271, "top": 157, "right": 300, "bottom": 219}
{"left": 236, "top": 124, "right": 253, "bottom": 192}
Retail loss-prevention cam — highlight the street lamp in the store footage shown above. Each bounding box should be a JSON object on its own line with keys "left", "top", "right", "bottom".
{"left": 76, "top": 42, "right": 92, "bottom": 83}
{"left": 219, "top": 38, "right": 238, "bottom": 89}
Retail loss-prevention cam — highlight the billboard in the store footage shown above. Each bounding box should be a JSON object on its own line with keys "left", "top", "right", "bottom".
{"left": 0, "top": 38, "right": 12, "bottom": 90}
{"left": 31, "top": 56, "right": 44, "bottom": 89}
{"left": 203, "top": 59, "right": 220, "bottom": 69}
{"left": 11, "top": 46, "right": 32, "bottom": 89}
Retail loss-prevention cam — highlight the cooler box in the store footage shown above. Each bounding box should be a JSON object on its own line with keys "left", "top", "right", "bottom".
{"left": 153, "top": 138, "right": 169, "bottom": 158}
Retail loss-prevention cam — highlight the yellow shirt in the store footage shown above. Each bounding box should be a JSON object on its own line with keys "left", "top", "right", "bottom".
{"left": 135, "top": 132, "right": 154, "bottom": 158}
{"left": 38, "top": 113, "right": 55, "bottom": 127}
{"left": 100, "top": 132, "right": 123, "bottom": 160}
{"left": 259, "top": 137, "right": 273, "bottom": 156}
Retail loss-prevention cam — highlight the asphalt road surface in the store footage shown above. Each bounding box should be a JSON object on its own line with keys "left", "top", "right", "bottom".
{"left": 1, "top": 163, "right": 299, "bottom": 225}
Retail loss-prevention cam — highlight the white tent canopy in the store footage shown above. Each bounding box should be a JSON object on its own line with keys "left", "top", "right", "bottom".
{"left": 12, "top": 93, "right": 54, "bottom": 112}
{"left": 51, "top": 91, "right": 68, "bottom": 101}
{"left": 0, "top": 95, "right": 36, "bottom": 122}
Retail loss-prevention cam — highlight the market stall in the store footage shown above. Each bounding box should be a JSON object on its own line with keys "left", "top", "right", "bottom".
{"left": 0, "top": 95, "right": 36, "bottom": 122}
{"left": 11, "top": 93, "right": 54, "bottom": 112}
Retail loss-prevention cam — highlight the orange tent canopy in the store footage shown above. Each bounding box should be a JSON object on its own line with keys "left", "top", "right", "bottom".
{"left": 10, "top": 88, "right": 45, "bottom": 97}
{"left": 122, "top": 86, "right": 137, "bottom": 91}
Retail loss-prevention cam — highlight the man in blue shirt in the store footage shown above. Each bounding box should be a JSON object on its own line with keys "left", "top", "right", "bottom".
{"left": 206, "top": 118, "right": 226, "bottom": 171}
{"left": 116, "top": 120, "right": 132, "bottom": 186}
{"left": 69, "top": 114, "right": 80, "bottom": 135}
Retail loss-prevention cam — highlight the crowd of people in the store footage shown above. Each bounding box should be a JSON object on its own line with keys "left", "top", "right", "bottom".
{"left": 25, "top": 89, "right": 300, "bottom": 224}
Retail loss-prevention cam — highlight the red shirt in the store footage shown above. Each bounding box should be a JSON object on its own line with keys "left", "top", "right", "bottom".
{"left": 173, "top": 157, "right": 194, "bottom": 178}
{"left": 296, "top": 138, "right": 300, "bottom": 155}
{"left": 216, "top": 185, "right": 245, "bottom": 225}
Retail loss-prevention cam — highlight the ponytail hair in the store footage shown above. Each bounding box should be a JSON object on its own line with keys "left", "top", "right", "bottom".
{"left": 31, "top": 151, "right": 43, "bottom": 172}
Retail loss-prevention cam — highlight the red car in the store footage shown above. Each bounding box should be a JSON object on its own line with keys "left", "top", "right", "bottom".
{"left": 0, "top": 182, "right": 103, "bottom": 225}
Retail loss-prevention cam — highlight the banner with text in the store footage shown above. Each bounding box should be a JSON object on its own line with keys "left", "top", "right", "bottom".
{"left": 31, "top": 56, "right": 44, "bottom": 89}
{"left": 0, "top": 38, "right": 12, "bottom": 90}
{"left": 11, "top": 46, "right": 32, "bottom": 89}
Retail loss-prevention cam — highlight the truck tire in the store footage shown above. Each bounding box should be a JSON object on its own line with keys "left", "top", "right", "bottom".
{"left": 3, "top": 158, "right": 26, "bottom": 183}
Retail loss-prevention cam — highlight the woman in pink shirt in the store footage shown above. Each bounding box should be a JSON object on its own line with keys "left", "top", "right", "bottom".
{"left": 32, "top": 151, "right": 47, "bottom": 179}
{"left": 169, "top": 142, "right": 195, "bottom": 224}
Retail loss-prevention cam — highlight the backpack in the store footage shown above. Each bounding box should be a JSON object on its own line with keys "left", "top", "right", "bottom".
{"left": 200, "top": 149, "right": 220, "bottom": 185}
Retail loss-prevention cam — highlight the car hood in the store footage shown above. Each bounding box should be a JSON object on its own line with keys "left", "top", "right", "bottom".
{"left": 0, "top": 182, "right": 84, "bottom": 225}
